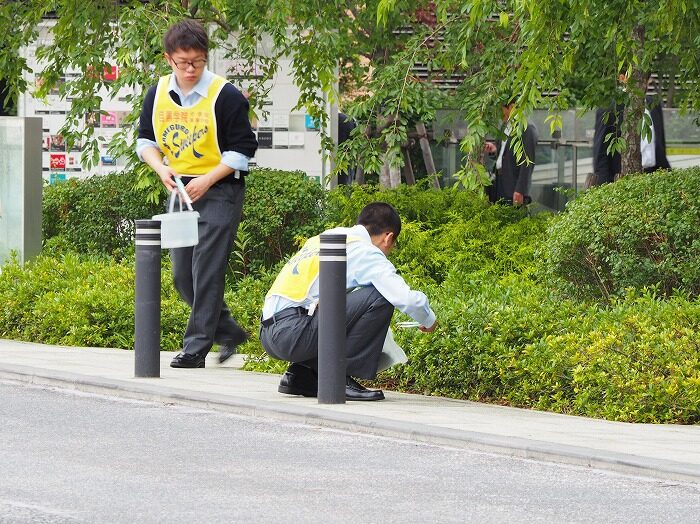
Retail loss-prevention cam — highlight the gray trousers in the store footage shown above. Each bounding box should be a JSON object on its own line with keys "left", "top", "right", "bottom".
{"left": 171, "top": 182, "right": 245, "bottom": 356}
{"left": 260, "top": 286, "right": 394, "bottom": 379}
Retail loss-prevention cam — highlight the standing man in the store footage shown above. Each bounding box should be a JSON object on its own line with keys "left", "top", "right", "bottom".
{"left": 137, "top": 19, "right": 258, "bottom": 368}
{"left": 591, "top": 99, "right": 671, "bottom": 185}
{"left": 591, "top": 104, "right": 624, "bottom": 186}
{"left": 337, "top": 112, "right": 356, "bottom": 185}
{"left": 260, "top": 202, "right": 437, "bottom": 401}
{"left": 485, "top": 99, "right": 537, "bottom": 206}
{"left": 643, "top": 97, "right": 672, "bottom": 173}
{"left": 591, "top": 75, "right": 671, "bottom": 186}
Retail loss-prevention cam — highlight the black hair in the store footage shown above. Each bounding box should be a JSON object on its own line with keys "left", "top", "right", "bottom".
{"left": 357, "top": 202, "right": 402, "bottom": 238}
{"left": 163, "top": 19, "right": 209, "bottom": 55}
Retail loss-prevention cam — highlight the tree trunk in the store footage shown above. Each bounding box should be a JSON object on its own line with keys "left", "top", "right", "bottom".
{"left": 619, "top": 25, "right": 647, "bottom": 178}
{"left": 380, "top": 157, "right": 391, "bottom": 188}
{"left": 416, "top": 122, "right": 441, "bottom": 189}
{"left": 354, "top": 166, "right": 365, "bottom": 185}
{"left": 402, "top": 147, "right": 416, "bottom": 185}
{"left": 390, "top": 164, "right": 401, "bottom": 188}
{"left": 380, "top": 149, "right": 401, "bottom": 188}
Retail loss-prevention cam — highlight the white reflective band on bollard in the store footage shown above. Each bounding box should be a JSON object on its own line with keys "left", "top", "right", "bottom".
{"left": 137, "top": 228, "right": 161, "bottom": 235}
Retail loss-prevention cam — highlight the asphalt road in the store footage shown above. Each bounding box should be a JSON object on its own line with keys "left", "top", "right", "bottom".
{"left": 1, "top": 380, "right": 699, "bottom": 523}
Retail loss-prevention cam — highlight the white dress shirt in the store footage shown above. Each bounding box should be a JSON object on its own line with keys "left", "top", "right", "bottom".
{"left": 263, "top": 224, "right": 437, "bottom": 328}
{"left": 496, "top": 123, "right": 512, "bottom": 171}
{"left": 641, "top": 109, "right": 656, "bottom": 169}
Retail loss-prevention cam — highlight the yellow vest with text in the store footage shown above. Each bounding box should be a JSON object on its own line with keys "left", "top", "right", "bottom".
{"left": 267, "top": 235, "right": 360, "bottom": 302}
{"left": 152, "top": 74, "right": 226, "bottom": 175}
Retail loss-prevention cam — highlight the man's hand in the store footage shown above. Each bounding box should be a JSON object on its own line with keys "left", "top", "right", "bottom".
{"left": 184, "top": 174, "right": 214, "bottom": 203}
{"left": 420, "top": 320, "right": 438, "bottom": 333}
{"left": 140, "top": 147, "right": 177, "bottom": 192}
{"left": 513, "top": 191, "right": 524, "bottom": 205}
{"left": 154, "top": 165, "right": 179, "bottom": 192}
{"left": 484, "top": 142, "right": 497, "bottom": 154}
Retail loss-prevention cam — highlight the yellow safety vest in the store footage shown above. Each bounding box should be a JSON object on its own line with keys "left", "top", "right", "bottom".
{"left": 152, "top": 74, "right": 226, "bottom": 175}
{"left": 267, "top": 235, "right": 361, "bottom": 302}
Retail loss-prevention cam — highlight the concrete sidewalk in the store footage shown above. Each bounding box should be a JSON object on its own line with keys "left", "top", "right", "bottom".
{"left": 2, "top": 338, "right": 699, "bottom": 484}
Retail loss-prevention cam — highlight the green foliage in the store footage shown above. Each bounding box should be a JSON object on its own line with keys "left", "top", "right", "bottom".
{"left": 0, "top": 252, "right": 271, "bottom": 354}
{"left": 7, "top": 172, "right": 700, "bottom": 423}
{"left": 42, "top": 170, "right": 163, "bottom": 260}
{"left": 326, "top": 182, "right": 490, "bottom": 229}
{"left": 0, "top": 253, "right": 185, "bottom": 349}
{"left": 543, "top": 167, "right": 700, "bottom": 301}
{"left": 388, "top": 277, "right": 700, "bottom": 424}
{"left": 42, "top": 168, "right": 328, "bottom": 272}
{"left": 242, "top": 169, "right": 327, "bottom": 269}
{"left": 245, "top": 178, "right": 700, "bottom": 423}
{"left": 3, "top": 1, "right": 699, "bottom": 187}
{"left": 325, "top": 183, "right": 550, "bottom": 283}
{"left": 229, "top": 221, "right": 253, "bottom": 278}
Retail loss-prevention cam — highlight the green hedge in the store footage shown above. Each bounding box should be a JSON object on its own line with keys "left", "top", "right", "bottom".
{"left": 387, "top": 277, "right": 700, "bottom": 424}
{"left": 326, "top": 183, "right": 543, "bottom": 283}
{"left": 5, "top": 170, "right": 699, "bottom": 423}
{"left": 42, "top": 168, "right": 327, "bottom": 273}
{"left": 241, "top": 168, "right": 327, "bottom": 271}
{"left": 543, "top": 167, "right": 700, "bottom": 301}
{"left": 43, "top": 171, "right": 162, "bottom": 259}
{"left": 0, "top": 252, "right": 273, "bottom": 354}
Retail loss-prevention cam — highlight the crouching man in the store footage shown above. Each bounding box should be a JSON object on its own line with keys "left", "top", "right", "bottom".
{"left": 260, "top": 202, "right": 437, "bottom": 401}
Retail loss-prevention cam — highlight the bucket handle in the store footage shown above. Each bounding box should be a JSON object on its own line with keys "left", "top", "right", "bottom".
{"left": 173, "top": 177, "right": 194, "bottom": 211}
{"left": 167, "top": 190, "right": 187, "bottom": 214}
{"left": 167, "top": 179, "right": 195, "bottom": 214}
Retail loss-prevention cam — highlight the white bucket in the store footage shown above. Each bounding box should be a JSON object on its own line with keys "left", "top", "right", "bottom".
{"left": 152, "top": 190, "right": 200, "bottom": 249}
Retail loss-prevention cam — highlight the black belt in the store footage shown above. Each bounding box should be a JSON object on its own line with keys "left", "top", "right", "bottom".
{"left": 182, "top": 173, "right": 246, "bottom": 186}
{"left": 261, "top": 307, "right": 309, "bottom": 327}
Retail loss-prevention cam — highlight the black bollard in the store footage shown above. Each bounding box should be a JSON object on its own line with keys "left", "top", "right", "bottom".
{"left": 134, "top": 219, "right": 161, "bottom": 377}
{"left": 317, "top": 233, "right": 347, "bottom": 404}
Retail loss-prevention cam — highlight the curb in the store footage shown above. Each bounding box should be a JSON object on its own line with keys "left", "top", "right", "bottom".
{"left": 2, "top": 364, "right": 699, "bottom": 485}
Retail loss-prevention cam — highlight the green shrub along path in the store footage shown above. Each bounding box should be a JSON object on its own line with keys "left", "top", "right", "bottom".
{"left": 1, "top": 168, "right": 699, "bottom": 423}
{"left": 545, "top": 168, "right": 700, "bottom": 301}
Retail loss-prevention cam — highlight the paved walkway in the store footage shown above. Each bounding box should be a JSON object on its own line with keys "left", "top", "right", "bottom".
{"left": 2, "top": 339, "right": 699, "bottom": 484}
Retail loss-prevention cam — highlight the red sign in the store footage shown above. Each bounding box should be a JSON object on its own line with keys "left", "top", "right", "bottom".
{"left": 85, "top": 65, "right": 119, "bottom": 82}
{"left": 103, "top": 66, "right": 119, "bottom": 81}
{"left": 100, "top": 111, "right": 117, "bottom": 127}
{"left": 50, "top": 154, "right": 66, "bottom": 170}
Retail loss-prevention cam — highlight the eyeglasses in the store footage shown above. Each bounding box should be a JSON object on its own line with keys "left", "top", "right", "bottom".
{"left": 170, "top": 58, "right": 207, "bottom": 71}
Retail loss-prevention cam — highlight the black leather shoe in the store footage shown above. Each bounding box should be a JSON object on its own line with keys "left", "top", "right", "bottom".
{"left": 346, "top": 376, "right": 384, "bottom": 401}
{"left": 170, "top": 352, "right": 206, "bottom": 368}
{"left": 278, "top": 363, "right": 318, "bottom": 397}
{"left": 218, "top": 330, "right": 250, "bottom": 364}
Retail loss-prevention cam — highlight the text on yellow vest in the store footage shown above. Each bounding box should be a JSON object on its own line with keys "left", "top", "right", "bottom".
{"left": 153, "top": 74, "right": 227, "bottom": 175}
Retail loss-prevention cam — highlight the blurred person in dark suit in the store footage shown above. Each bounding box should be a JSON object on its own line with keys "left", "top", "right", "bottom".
{"left": 484, "top": 98, "right": 537, "bottom": 206}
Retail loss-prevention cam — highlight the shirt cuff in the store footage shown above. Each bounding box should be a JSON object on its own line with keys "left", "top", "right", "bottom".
{"left": 421, "top": 311, "right": 437, "bottom": 329}
{"left": 221, "top": 151, "right": 251, "bottom": 172}
{"left": 136, "top": 138, "right": 160, "bottom": 161}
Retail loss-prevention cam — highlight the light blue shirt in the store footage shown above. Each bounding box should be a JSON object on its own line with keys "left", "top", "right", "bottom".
{"left": 262, "top": 225, "right": 437, "bottom": 328}
{"left": 136, "top": 69, "right": 250, "bottom": 172}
